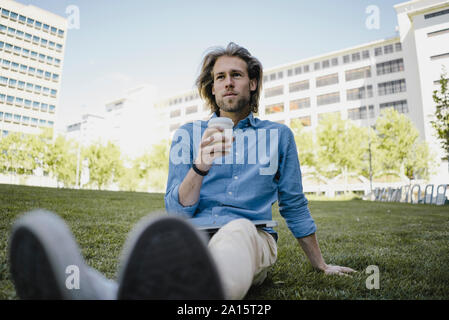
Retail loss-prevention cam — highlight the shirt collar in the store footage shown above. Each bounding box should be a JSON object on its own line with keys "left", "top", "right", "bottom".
{"left": 209, "top": 111, "right": 257, "bottom": 128}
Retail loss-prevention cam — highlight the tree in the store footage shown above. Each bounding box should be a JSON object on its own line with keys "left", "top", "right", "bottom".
{"left": 45, "top": 135, "right": 78, "bottom": 188}
{"left": 375, "top": 108, "right": 434, "bottom": 181}
{"left": 290, "top": 119, "right": 316, "bottom": 168}
{"left": 375, "top": 108, "right": 419, "bottom": 178}
{"left": 0, "top": 132, "right": 28, "bottom": 175}
{"left": 82, "top": 141, "right": 124, "bottom": 190}
{"left": 146, "top": 140, "right": 170, "bottom": 192}
{"left": 431, "top": 69, "right": 449, "bottom": 169}
{"left": 404, "top": 141, "right": 436, "bottom": 182}
{"left": 316, "top": 114, "right": 370, "bottom": 193}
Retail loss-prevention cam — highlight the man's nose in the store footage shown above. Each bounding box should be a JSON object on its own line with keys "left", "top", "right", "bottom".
{"left": 224, "top": 76, "right": 234, "bottom": 88}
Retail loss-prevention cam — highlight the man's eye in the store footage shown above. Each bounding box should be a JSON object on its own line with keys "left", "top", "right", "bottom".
{"left": 233, "top": 73, "right": 242, "bottom": 77}
{"left": 216, "top": 75, "right": 224, "bottom": 80}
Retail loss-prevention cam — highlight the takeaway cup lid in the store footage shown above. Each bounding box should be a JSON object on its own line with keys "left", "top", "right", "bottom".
{"left": 208, "top": 117, "right": 234, "bottom": 129}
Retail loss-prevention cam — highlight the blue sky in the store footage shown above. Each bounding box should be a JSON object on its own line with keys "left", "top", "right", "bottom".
{"left": 16, "top": 0, "right": 403, "bottom": 131}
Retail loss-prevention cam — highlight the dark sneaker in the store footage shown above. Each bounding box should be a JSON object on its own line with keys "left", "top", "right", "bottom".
{"left": 117, "top": 214, "right": 225, "bottom": 300}
{"left": 9, "top": 210, "right": 118, "bottom": 300}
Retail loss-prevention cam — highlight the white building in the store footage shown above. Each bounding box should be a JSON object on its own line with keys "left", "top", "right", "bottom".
{"left": 66, "top": 0, "right": 449, "bottom": 195}
{"left": 0, "top": 0, "right": 67, "bottom": 137}
{"left": 159, "top": 0, "right": 449, "bottom": 193}
{"left": 67, "top": 85, "right": 167, "bottom": 159}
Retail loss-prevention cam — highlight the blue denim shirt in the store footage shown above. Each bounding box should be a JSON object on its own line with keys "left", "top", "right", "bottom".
{"left": 164, "top": 112, "right": 317, "bottom": 240}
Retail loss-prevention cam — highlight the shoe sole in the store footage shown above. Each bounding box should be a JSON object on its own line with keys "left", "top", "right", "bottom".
{"left": 117, "top": 215, "right": 225, "bottom": 300}
{"left": 9, "top": 210, "right": 97, "bottom": 299}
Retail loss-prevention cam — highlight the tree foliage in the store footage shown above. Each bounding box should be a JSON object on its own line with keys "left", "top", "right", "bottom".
{"left": 82, "top": 141, "right": 124, "bottom": 190}
{"left": 431, "top": 70, "right": 449, "bottom": 162}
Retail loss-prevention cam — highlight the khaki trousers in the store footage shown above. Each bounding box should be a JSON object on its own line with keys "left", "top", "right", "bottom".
{"left": 208, "top": 219, "right": 278, "bottom": 300}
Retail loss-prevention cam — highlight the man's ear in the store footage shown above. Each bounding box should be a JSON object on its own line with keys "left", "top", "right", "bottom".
{"left": 250, "top": 78, "right": 257, "bottom": 92}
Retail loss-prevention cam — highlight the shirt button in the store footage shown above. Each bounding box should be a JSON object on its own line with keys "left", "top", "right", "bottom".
{"left": 235, "top": 152, "right": 239, "bottom": 156}
{"left": 228, "top": 191, "right": 233, "bottom": 195}
{"left": 234, "top": 176, "right": 238, "bottom": 180}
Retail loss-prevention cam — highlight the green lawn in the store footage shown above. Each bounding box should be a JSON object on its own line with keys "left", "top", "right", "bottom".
{"left": 0, "top": 184, "right": 448, "bottom": 300}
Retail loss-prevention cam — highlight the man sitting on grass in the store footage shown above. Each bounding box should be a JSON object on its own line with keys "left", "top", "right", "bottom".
{"left": 164, "top": 42, "right": 355, "bottom": 299}
{"left": 8, "top": 43, "right": 354, "bottom": 300}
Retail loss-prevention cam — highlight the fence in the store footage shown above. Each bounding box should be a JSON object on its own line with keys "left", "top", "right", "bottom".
{"left": 372, "top": 184, "right": 449, "bottom": 205}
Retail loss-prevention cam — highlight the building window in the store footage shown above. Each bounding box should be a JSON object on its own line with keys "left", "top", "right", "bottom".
{"left": 317, "top": 92, "right": 340, "bottom": 106}
{"left": 277, "top": 71, "right": 283, "bottom": 79}
{"left": 347, "top": 85, "right": 373, "bottom": 100}
{"left": 331, "top": 57, "right": 339, "bottom": 66}
{"left": 293, "top": 116, "right": 311, "bottom": 127}
{"left": 41, "top": 103, "right": 48, "bottom": 112}
{"left": 378, "top": 79, "right": 406, "bottom": 96}
{"left": 294, "top": 66, "right": 302, "bottom": 75}
{"left": 303, "top": 65, "right": 310, "bottom": 73}
{"left": 287, "top": 69, "right": 293, "bottom": 77}
{"left": 186, "top": 105, "right": 198, "bottom": 115}
{"left": 264, "top": 85, "right": 283, "bottom": 98}
{"left": 169, "top": 123, "right": 180, "bottom": 132}
{"left": 345, "top": 66, "right": 372, "bottom": 81}
{"left": 289, "top": 80, "right": 309, "bottom": 93}
{"left": 316, "top": 73, "right": 339, "bottom": 87}
{"left": 348, "top": 105, "right": 374, "bottom": 120}
{"left": 395, "top": 42, "right": 402, "bottom": 51}
{"left": 322, "top": 60, "right": 330, "bottom": 69}
{"left": 380, "top": 100, "right": 408, "bottom": 113}
{"left": 49, "top": 105, "right": 56, "bottom": 113}
{"left": 424, "top": 8, "right": 449, "bottom": 19}
{"left": 343, "top": 55, "right": 350, "bottom": 64}
{"left": 352, "top": 52, "right": 361, "bottom": 62}
{"left": 269, "top": 73, "right": 276, "bottom": 81}
{"left": 290, "top": 98, "right": 311, "bottom": 110}
{"left": 265, "top": 103, "right": 284, "bottom": 114}
{"left": 374, "top": 47, "right": 382, "bottom": 56}
{"left": 362, "top": 50, "right": 370, "bottom": 59}
{"left": 314, "top": 62, "right": 321, "bottom": 70}
{"left": 376, "top": 59, "right": 404, "bottom": 75}
{"left": 430, "top": 53, "right": 449, "bottom": 60}
{"left": 428, "top": 27, "right": 449, "bottom": 37}
{"left": 384, "top": 44, "right": 394, "bottom": 54}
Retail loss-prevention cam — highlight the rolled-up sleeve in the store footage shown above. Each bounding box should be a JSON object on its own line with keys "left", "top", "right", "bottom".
{"left": 277, "top": 127, "right": 317, "bottom": 238}
{"left": 164, "top": 124, "right": 199, "bottom": 218}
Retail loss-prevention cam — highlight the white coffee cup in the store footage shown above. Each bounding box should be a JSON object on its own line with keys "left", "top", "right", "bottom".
{"left": 207, "top": 117, "right": 234, "bottom": 130}
{"left": 207, "top": 117, "right": 234, "bottom": 146}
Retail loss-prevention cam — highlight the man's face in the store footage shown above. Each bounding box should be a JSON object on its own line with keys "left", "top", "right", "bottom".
{"left": 212, "top": 56, "right": 257, "bottom": 114}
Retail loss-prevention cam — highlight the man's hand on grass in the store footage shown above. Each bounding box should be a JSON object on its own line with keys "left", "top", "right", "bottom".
{"left": 322, "top": 264, "right": 357, "bottom": 276}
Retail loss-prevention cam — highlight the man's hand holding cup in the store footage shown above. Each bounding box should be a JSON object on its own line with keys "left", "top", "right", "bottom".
{"left": 194, "top": 117, "right": 234, "bottom": 172}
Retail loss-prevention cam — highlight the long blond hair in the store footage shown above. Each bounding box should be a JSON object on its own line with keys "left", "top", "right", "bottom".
{"left": 196, "top": 42, "right": 263, "bottom": 114}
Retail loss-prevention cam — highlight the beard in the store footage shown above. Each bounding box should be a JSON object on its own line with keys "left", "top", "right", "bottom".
{"left": 216, "top": 93, "right": 250, "bottom": 114}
